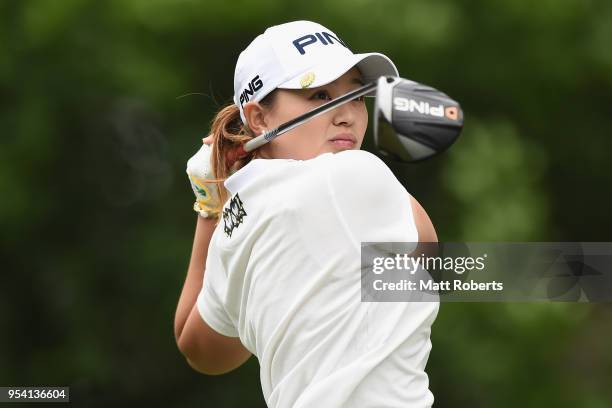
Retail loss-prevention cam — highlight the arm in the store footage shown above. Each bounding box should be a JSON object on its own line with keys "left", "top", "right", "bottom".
{"left": 174, "top": 215, "right": 216, "bottom": 342}
{"left": 174, "top": 215, "right": 252, "bottom": 375}
{"left": 176, "top": 136, "right": 251, "bottom": 374}
{"left": 410, "top": 196, "right": 438, "bottom": 243}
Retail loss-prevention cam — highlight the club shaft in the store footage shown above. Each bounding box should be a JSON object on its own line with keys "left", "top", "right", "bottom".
{"left": 243, "top": 82, "right": 377, "bottom": 152}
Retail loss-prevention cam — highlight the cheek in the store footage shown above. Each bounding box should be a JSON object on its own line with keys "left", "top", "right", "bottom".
{"left": 267, "top": 106, "right": 299, "bottom": 129}
{"left": 356, "top": 105, "right": 369, "bottom": 143}
{"left": 289, "top": 120, "right": 327, "bottom": 150}
{"left": 266, "top": 116, "right": 324, "bottom": 159}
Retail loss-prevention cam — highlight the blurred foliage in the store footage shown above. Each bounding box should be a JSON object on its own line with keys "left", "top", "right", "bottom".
{"left": 1, "top": 0, "right": 611, "bottom": 406}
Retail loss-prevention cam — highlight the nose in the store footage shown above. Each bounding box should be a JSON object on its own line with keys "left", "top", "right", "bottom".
{"left": 331, "top": 99, "right": 357, "bottom": 127}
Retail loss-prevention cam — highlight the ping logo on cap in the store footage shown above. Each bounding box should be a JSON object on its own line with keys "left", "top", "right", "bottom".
{"left": 292, "top": 31, "right": 348, "bottom": 55}
{"left": 239, "top": 75, "right": 263, "bottom": 107}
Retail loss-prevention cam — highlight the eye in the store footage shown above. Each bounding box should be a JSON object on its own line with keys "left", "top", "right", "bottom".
{"left": 311, "top": 90, "right": 332, "bottom": 101}
{"left": 309, "top": 89, "right": 365, "bottom": 103}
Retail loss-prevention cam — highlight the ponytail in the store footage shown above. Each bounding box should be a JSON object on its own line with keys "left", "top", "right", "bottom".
{"left": 207, "top": 94, "right": 274, "bottom": 214}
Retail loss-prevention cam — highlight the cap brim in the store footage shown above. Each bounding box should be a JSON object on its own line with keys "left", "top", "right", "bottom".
{"left": 277, "top": 52, "right": 398, "bottom": 96}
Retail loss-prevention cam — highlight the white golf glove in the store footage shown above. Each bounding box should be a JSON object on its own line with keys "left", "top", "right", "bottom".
{"left": 186, "top": 140, "right": 221, "bottom": 218}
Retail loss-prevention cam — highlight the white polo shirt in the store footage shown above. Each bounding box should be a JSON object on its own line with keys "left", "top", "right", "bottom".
{"left": 197, "top": 150, "right": 439, "bottom": 408}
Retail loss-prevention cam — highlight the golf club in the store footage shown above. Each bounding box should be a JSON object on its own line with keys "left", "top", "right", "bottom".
{"left": 374, "top": 76, "right": 463, "bottom": 162}
{"left": 242, "top": 76, "right": 464, "bottom": 163}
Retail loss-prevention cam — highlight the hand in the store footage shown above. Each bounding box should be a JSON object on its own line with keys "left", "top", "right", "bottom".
{"left": 186, "top": 136, "right": 221, "bottom": 218}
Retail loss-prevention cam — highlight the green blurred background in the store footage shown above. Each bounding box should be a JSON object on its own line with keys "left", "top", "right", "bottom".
{"left": 1, "top": 0, "right": 611, "bottom": 406}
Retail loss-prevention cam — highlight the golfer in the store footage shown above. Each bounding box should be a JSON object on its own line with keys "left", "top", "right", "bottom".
{"left": 174, "top": 20, "right": 439, "bottom": 407}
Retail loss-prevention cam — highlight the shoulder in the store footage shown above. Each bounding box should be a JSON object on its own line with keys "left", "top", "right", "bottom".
{"left": 275, "top": 151, "right": 401, "bottom": 211}
{"left": 323, "top": 150, "right": 393, "bottom": 176}
{"left": 320, "top": 150, "right": 404, "bottom": 199}
{"left": 317, "top": 150, "right": 419, "bottom": 243}
{"left": 225, "top": 158, "right": 293, "bottom": 188}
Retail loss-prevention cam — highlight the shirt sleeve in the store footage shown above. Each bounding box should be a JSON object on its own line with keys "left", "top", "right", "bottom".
{"left": 196, "top": 241, "right": 240, "bottom": 338}
{"left": 324, "top": 150, "right": 419, "bottom": 247}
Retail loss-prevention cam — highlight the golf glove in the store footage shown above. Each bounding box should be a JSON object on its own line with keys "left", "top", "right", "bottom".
{"left": 186, "top": 141, "right": 221, "bottom": 219}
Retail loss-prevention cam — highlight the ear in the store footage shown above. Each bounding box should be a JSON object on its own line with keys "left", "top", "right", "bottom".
{"left": 243, "top": 102, "right": 268, "bottom": 135}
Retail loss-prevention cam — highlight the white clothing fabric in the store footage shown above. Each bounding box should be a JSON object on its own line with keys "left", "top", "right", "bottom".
{"left": 197, "top": 150, "right": 439, "bottom": 407}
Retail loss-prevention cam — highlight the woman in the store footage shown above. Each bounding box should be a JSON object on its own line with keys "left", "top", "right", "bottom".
{"left": 174, "top": 20, "right": 439, "bottom": 407}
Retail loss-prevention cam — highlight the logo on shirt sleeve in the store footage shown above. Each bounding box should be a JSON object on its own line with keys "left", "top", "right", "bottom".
{"left": 223, "top": 193, "right": 247, "bottom": 238}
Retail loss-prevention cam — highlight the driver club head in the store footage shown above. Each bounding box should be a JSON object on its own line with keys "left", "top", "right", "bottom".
{"left": 373, "top": 76, "right": 464, "bottom": 162}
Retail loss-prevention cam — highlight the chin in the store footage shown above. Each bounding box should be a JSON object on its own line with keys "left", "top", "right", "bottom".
{"left": 328, "top": 146, "right": 358, "bottom": 154}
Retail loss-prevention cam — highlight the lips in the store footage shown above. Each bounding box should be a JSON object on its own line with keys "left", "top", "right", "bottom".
{"left": 330, "top": 133, "right": 356, "bottom": 148}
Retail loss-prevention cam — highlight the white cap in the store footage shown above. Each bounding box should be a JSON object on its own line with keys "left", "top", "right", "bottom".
{"left": 233, "top": 20, "right": 399, "bottom": 124}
